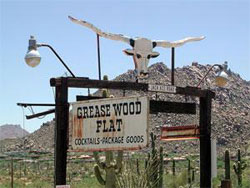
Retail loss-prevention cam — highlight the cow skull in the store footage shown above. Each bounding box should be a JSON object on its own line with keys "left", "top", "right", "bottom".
{"left": 69, "top": 16, "right": 205, "bottom": 78}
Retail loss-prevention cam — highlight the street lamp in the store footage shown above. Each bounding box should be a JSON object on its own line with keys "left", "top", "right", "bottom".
{"left": 24, "top": 36, "right": 76, "bottom": 77}
{"left": 197, "top": 62, "right": 228, "bottom": 87}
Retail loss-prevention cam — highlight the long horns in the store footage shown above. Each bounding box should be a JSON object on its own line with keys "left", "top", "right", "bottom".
{"left": 153, "top": 36, "right": 205, "bottom": 48}
{"left": 68, "top": 16, "right": 205, "bottom": 48}
{"left": 68, "top": 16, "right": 131, "bottom": 44}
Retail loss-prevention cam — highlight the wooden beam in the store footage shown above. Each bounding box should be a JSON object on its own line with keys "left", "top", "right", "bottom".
{"left": 26, "top": 109, "right": 55, "bottom": 120}
{"left": 17, "top": 103, "right": 55, "bottom": 107}
{"left": 68, "top": 78, "right": 147, "bottom": 91}
{"left": 150, "top": 101, "right": 196, "bottom": 114}
{"left": 50, "top": 77, "right": 214, "bottom": 98}
{"left": 76, "top": 95, "right": 104, "bottom": 101}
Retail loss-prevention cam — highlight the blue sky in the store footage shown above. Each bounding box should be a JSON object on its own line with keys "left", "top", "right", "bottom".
{"left": 0, "top": 0, "right": 249, "bottom": 133}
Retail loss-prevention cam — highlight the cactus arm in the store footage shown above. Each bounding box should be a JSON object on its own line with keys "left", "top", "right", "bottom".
{"left": 150, "top": 132, "right": 156, "bottom": 155}
{"left": 172, "top": 159, "right": 176, "bottom": 176}
{"left": 237, "top": 149, "right": 241, "bottom": 161}
{"left": 115, "top": 150, "right": 123, "bottom": 173}
{"left": 136, "top": 158, "right": 140, "bottom": 175}
{"left": 145, "top": 156, "right": 148, "bottom": 169}
{"left": 238, "top": 161, "right": 242, "bottom": 185}
{"left": 93, "top": 151, "right": 105, "bottom": 169}
{"left": 233, "top": 163, "right": 238, "bottom": 174}
{"left": 94, "top": 164, "right": 106, "bottom": 185}
{"left": 192, "top": 169, "right": 195, "bottom": 182}
{"left": 242, "top": 162, "right": 247, "bottom": 170}
{"left": 105, "top": 151, "right": 113, "bottom": 166}
{"left": 93, "top": 151, "right": 100, "bottom": 164}
{"left": 187, "top": 158, "right": 191, "bottom": 184}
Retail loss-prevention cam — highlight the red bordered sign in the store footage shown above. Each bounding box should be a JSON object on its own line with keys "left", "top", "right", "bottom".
{"left": 161, "top": 125, "right": 200, "bottom": 141}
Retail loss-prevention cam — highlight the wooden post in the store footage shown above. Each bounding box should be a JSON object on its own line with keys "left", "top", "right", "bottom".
{"left": 47, "top": 162, "right": 50, "bottom": 178}
{"left": 11, "top": 158, "right": 13, "bottom": 188}
{"left": 37, "top": 161, "right": 40, "bottom": 175}
{"left": 171, "top": 47, "right": 175, "bottom": 85}
{"left": 221, "top": 180, "right": 232, "bottom": 188}
{"left": 19, "top": 162, "right": 21, "bottom": 178}
{"left": 199, "top": 91, "right": 212, "bottom": 188}
{"left": 97, "top": 34, "right": 101, "bottom": 80}
{"left": 24, "top": 160, "right": 26, "bottom": 176}
{"left": 54, "top": 77, "right": 69, "bottom": 187}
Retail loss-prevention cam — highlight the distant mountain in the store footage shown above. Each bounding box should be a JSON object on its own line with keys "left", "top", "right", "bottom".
{"left": 0, "top": 124, "right": 29, "bottom": 140}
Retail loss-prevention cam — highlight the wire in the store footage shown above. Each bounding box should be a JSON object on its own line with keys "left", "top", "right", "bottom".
{"left": 21, "top": 106, "right": 26, "bottom": 152}
{"left": 28, "top": 106, "right": 34, "bottom": 114}
{"left": 28, "top": 106, "right": 46, "bottom": 119}
{"left": 21, "top": 106, "right": 26, "bottom": 138}
{"left": 51, "top": 87, "right": 56, "bottom": 102}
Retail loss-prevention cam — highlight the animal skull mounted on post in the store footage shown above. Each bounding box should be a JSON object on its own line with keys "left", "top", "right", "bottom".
{"left": 69, "top": 16, "right": 205, "bottom": 78}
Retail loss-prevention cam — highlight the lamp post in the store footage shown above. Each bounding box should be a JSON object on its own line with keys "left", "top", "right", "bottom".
{"left": 195, "top": 61, "right": 228, "bottom": 187}
{"left": 24, "top": 35, "right": 74, "bottom": 187}
{"left": 24, "top": 36, "right": 76, "bottom": 77}
{"left": 197, "top": 62, "right": 228, "bottom": 88}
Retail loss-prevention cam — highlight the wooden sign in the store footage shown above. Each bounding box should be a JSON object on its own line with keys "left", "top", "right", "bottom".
{"left": 148, "top": 84, "right": 176, "bottom": 93}
{"left": 56, "top": 185, "right": 70, "bottom": 188}
{"left": 71, "top": 96, "right": 149, "bottom": 152}
{"left": 161, "top": 125, "right": 200, "bottom": 141}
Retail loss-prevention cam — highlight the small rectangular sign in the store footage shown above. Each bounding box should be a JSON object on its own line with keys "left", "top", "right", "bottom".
{"left": 161, "top": 125, "right": 200, "bottom": 141}
{"left": 148, "top": 84, "right": 176, "bottom": 93}
{"left": 56, "top": 185, "right": 70, "bottom": 188}
{"left": 71, "top": 96, "right": 149, "bottom": 152}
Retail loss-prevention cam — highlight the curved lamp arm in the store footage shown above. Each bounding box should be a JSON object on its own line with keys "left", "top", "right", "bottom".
{"left": 196, "top": 64, "right": 224, "bottom": 88}
{"left": 37, "top": 44, "right": 76, "bottom": 77}
{"left": 25, "top": 36, "right": 76, "bottom": 77}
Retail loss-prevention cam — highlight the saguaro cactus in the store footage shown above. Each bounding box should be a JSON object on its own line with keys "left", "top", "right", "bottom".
{"left": 151, "top": 132, "right": 158, "bottom": 185}
{"left": 93, "top": 75, "right": 124, "bottom": 188}
{"left": 143, "top": 132, "right": 163, "bottom": 188}
{"left": 136, "top": 158, "right": 140, "bottom": 175}
{"left": 225, "top": 149, "right": 230, "bottom": 180}
{"left": 187, "top": 158, "right": 191, "bottom": 184}
{"left": 221, "top": 149, "right": 232, "bottom": 188}
{"left": 158, "top": 146, "right": 164, "bottom": 188}
{"left": 192, "top": 169, "right": 195, "bottom": 182}
{"left": 94, "top": 151, "right": 123, "bottom": 188}
{"left": 172, "top": 159, "right": 176, "bottom": 176}
{"left": 233, "top": 149, "right": 247, "bottom": 187}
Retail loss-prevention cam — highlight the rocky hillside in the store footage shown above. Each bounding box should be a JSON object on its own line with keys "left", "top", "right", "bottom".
{"left": 0, "top": 121, "right": 55, "bottom": 152}
{"left": 0, "top": 124, "right": 29, "bottom": 140}
{"left": 107, "top": 62, "right": 250, "bottom": 155}
{"left": 1, "top": 62, "right": 249, "bottom": 155}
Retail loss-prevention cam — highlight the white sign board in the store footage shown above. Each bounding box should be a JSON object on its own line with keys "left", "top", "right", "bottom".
{"left": 148, "top": 84, "right": 176, "bottom": 93}
{"left": 71, "top": 96, "right": 149, "bottom": 152}
{"left": 56, "top": 185, "right": 70, "bottom": 188}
